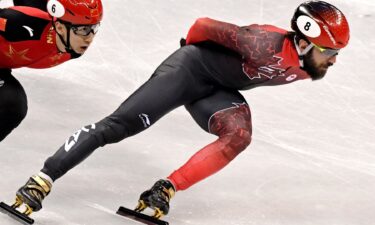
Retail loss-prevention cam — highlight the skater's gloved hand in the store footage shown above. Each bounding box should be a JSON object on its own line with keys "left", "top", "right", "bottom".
{"left": 180, "top": 38, "right": 187, "bottom": 47}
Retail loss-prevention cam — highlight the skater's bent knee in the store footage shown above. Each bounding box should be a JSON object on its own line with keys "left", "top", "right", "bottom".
{"left": 222, "top": 128, "right": 252, "bottom": 159}
{"left": 229, "top": 128, "right": 252, "bottom": 149}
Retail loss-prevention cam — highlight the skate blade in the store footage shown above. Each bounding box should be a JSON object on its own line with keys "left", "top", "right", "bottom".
{"left": 0, "top": 202, "right": 34, "bottom": 225}
{"left": 117, "top": 206, "right": 169, "bottom": 225}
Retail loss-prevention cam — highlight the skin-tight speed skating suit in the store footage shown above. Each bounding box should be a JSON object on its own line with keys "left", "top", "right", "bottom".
{"left": 39, "top": 18, "right": 311, "bottom": 191}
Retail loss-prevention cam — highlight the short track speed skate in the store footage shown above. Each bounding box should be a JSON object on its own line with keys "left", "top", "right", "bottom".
{"left": 117, "top": 179, "right": 175, "bottom": 225}
{"left": 0, "top": 175, "right": 52, "bottom": 224}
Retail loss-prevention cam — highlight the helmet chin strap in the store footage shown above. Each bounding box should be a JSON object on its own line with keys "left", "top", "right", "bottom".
{"left": 53, "top": 21, "right": 82, "bottom": 59}
{"left": 294, "top": 36, "right": 314, "bottom": 68}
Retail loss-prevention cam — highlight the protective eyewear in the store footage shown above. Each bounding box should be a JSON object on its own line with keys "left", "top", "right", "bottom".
{"left": 71, "top": 23, "right": 100, "bottom": 36}
{"left": 312, "top": 43, "right": 340, "bottom": 57}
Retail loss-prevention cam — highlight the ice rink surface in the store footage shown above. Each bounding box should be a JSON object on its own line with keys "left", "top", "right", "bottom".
{"left": 0, "top": 0, "right": 374, "bottom": 224}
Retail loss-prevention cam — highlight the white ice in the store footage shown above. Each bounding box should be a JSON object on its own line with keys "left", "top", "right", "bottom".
{"left": 0, "top": 0, "right": 374, "bottom": 224}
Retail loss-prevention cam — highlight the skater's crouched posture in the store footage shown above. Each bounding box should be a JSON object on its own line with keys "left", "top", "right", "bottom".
{"left": 11, "top": 0, "right": 349, "bottom": 222}
{"left": 0, "top": 0, "right": 102, "bottom": 142}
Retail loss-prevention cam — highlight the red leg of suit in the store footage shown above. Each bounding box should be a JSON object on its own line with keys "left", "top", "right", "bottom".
{"left": 168, "top": 104, "right": 252, "bottom": 191}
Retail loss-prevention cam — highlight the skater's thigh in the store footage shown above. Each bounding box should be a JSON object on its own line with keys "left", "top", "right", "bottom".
{"left": 110, "top": 54, "right": 215, "bottom": 131}
{"left": 185, "top": 88, "right": 250, "bottom": 133}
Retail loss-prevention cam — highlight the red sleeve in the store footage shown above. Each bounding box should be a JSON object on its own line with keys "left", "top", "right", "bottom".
{"left": 186, "top": 17, "right": 241, "bottom": 52}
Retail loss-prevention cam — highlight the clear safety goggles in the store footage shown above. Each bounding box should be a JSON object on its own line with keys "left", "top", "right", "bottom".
{"left": 71, "top": 23, "right": 100, "bottom": 36}
{"left": 312, "top": 43, "right": 340, "bottom": 57}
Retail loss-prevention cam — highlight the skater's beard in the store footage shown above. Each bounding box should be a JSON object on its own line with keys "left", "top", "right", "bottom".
{"left": 303, "top": 50, "right": 334, "bottom": 80}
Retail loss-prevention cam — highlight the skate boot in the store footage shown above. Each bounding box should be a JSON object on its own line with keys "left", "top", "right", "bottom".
{"left": 0, "top": 174, "right": 52, "bottom": 224}
{"left": 135, "top": 179, "right": 176, "bottom": 219}
{"left": 15, "top": 174, "right": 52, "bottom": 215}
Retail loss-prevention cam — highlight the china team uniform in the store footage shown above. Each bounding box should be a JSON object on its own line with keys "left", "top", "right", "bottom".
{"left": 0, "top": 5, "right": 77, "bottom": 141}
